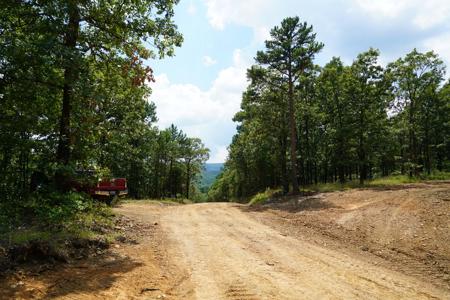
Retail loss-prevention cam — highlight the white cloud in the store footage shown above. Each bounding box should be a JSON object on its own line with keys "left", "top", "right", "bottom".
{"left": 351, "top": 0, "right": 410, "bottom": 18}
{"left": 423, "top": 33, "right": 450, "bottom": 69}
{"left": 203, "top": 0, "right": 281, "bottom": 42}
{"left": 202, "top": 55, "right": 217, "bottom": 67}
{"left": 412, "top": 1, "right": 450, "bottom": 30}
{"left": 352, "top": 0, "right": 450, "bottom": 29}
{"left": 187, "top": 1, "right": 197, "bottom": 15}
{"left": 353, "top": 0, "right": 450, "bottom": 69}
{"left": 209, "top": 145, "right": 229, "bottom": 163}
{"left": 149, "top": 49, "right": 251, "bottom": 162}
{"left": 203, "top": 0, "right": 450, "bottom": 45}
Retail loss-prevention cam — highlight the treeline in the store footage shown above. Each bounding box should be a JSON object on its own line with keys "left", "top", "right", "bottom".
{"left": 0, "top": 1, "right": 207, "bottom": 226}
{"left": 209, "top": 17, "right": 449, "bottom": 201}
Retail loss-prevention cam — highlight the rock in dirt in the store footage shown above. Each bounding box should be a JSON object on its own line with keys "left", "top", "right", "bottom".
{"left": 141, "top": 287, "right": 160, "bottom": 293}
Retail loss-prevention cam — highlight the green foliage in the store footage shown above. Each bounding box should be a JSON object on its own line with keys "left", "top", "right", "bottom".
{"left": 207, "top": 167, "right": 239, "bottom": 202}
{"left": 0, "top": 6, "right": 209, "bottom": 270}
{"left": 199, "top": 163, "right": 224, "bottom": 192}
{"left": 211, "top": 17, "right": 450, "bottom": 202}
{"left": 302, "top": 172, "right": 450, "bottom": 193}
{"left": 370, "top": 172, "right": 450, "bottom": 185}
{"left": 248, "top": 189, "right": 281, "bottom": 206}
{"left": 6, "top": 230, "right": 52, "bottom": 245}
{"left": 301, "top": 182, "right": 361, "bottom": 193}
{"left": 255, "top": 16, "right": 324, "bottom": 193}
{"left": 0, "top": 0, "right": 210, "bottom": 238}
{"left": 0, "top": 191, "right": 105, "bottom": 231}
{"left": 387, "top": 49, "right": 447, "bottom": 176}
{"left": 122, "top": 198, "right": 192, "bottom": 205}
{"left": 31, "top": 192, "right": 89, "bottom": 226}
{"left": 0, "top": 190, "right": 114, "bottom": 249}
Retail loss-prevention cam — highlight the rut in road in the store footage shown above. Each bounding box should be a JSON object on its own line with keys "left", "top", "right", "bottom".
{"left": 162, "top": 203, "right": 448, "bottom": 300}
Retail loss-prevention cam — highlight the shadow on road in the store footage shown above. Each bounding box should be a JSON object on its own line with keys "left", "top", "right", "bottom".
{"left": 0, "top": 252, "right": 143, "bottom": 299}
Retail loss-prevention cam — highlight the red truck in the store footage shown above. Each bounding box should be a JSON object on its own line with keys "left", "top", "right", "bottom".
{"left": 88, "top": 178, "right": 128, "bottom": 205}
{"left": 30, "top": 170, "right": 128, "bottom": 205}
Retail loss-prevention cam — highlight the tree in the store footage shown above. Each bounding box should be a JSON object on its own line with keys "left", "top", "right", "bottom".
{"left": 256, "top": 16, "right": 323, "bottom": 194}
{"left": 246, "top": 66, "right": 290, "bottom": 193}
{"left": 346, "top": 48, "right": 389, "bottom": 184}
{"left": 317, "top": 57, "right": 351, "bottom": 183}
{"left": 1, "top": 1, "right": 183, "bottom": 189}
{"left": 210, "top": 42, "right": 449, "bottom": 202}
{"left": 436, "top": 82, "right": 450, "bottom": 170}
{"left": 0, "top": 1, "right": 210, "bottom": 227}
{"left": 296, "top": 65, "right": 322, "bottom": 185}
{"left": 387, "top": 49, "right": 445, "bottom": 176}
{"left": 182, "top": 138, "right": 209, "bottom": 199}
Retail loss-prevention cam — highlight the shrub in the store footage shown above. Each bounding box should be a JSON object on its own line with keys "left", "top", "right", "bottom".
{"left": 248, "top": 188, "right": 280, "bottom": 206}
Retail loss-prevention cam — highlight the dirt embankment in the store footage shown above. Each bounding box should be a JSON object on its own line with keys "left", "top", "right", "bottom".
{"left": 1, "top": 183, "right": 449, "bottom": 299}
{"left": 0, "top": 204, "right": 190, "bottom": 300}
{"left": 245, "top": 182, "right": 450, "bottom": 291}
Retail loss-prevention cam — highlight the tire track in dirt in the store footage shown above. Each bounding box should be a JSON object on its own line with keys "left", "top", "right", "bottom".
{"left": 5, "top": 199, "right": 447, "bottom": 299}
{"left": 161, "top": 203, "right": 449, "bottom": 299}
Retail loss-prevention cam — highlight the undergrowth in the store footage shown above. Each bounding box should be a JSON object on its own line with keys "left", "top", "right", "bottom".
{"left": 303, "top": 171, "right": 450, "bottom": 193}
{"left": 0, "top": 191, "right": 115, "bottom": 249}
{"left": 248, "top": 189, "right": 281, "bottom": 206}
{"left": 121, "top": 198, "right": 192, "bottom": 205}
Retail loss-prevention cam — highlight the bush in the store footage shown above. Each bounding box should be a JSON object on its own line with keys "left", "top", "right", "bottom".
{"left": 301, "top": 172, "right": 450, "bottom": 193}
{"left": 0, "top": 189, "right": 114, "bottom": 248}
{"left": 248, "top": 188, "right": 280, "bottom": 206}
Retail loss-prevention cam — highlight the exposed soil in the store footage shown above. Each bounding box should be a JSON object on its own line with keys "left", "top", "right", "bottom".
{"left": 245, "top": 181, "right": 450, "bottom": 292}
{"left": 0, "top": 204, "right": 190, "bottom": 299}
{"left": 1, "top": 183, "right": 449, "bottom": 299}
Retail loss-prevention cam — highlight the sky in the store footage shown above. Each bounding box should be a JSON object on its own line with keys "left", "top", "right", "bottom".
{"left": 147, "top": 0, "right": 450, "bottom": 163}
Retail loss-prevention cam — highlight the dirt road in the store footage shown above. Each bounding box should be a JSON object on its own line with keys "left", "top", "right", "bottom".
{"left": 119, "top": 202, "right": 449, "bottom": 300}
{"left": 2, "top": 185, "right": 449, "bottom": 299}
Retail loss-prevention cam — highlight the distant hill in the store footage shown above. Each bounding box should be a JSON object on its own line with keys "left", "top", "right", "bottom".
{"left": 199, "top": 163, "right": 224, "bottom": 191}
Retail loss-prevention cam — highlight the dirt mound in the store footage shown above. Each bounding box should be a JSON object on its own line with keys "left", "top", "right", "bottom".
{"left": 0, "top": 203, "right": 189, "bottom": 300}
{"left": 246, "top": 182, "right": 450, "bottom": 291}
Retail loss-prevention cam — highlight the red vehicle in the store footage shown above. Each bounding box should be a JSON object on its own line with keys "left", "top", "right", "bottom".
{"left": 30, "top": 170, "right": 128, "bottom": 205}
{"left": 88, "top": 178, "right": 128, "bottom": 204}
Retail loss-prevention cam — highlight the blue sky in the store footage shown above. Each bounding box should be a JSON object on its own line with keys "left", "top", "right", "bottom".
{"left": 148, "top": 0, "right": 450, "bottom": 162}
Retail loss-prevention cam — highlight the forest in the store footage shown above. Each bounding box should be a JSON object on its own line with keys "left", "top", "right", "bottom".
{"left": 1, "top": 1, "right": 450, "bottom": 298}
{"left": 1, "top": 2, "right": 449, "bottom": 235}
{"left": 208, "top": 17, "right": 450, "bottom": 201}
{"left": 0, "top": 1, "right": 209, "bottom": 231}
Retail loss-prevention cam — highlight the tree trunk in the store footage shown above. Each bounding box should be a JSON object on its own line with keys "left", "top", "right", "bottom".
{"left": 56, "top": 2, "right": 80, "bottom": 166}
{"left": 169, "top": 158, "right": 174, "bottom": 197}
{"left": 185, "top": 161, "right": 191, "bottom": 199}
{"left": 314, "top": 162, "right": 318, "bottom": 184}
{"left": 408, "top": 97, "right": 417, "bottom": 177}
{"left": 424, "top": 116, "right": 431, "bottom": 175}
{"left": 288, "top": 76, "right": 299, "bottom": 194}
{"left": 279, "top": 133, "right": 289, "bottom": 195}
{"left": 358, "top": 101, "right": 366, "bottom": 185}
{"left": 359, "top": 143, "right": 366, "bottom": 185}
{"left": 359, "top": 145, "right": 366, "bottom": 185}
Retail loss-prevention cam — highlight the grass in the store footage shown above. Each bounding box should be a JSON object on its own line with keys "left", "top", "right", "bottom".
{"left": 2, "top": 197, "right": 192, "bottom": 246}
{"left": 121, "top": 198, "right": 193, "bottom": 205}
{"left": 303, "top": 171, "right": 450, "bottom": 193}
{"left": 5, "top": 230, "right": 52, "bottom": 245}
{"left": 302, "top": 182, "right": 361, "bottom": 193}
{"left": 248, "top": 188, "right": 281, "bottom": 206}
{"left": 0, "top": 202, "right": 115, "bottom": 248}
{"left": 3, "top": 228, "right": 99, "bottom": 246}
